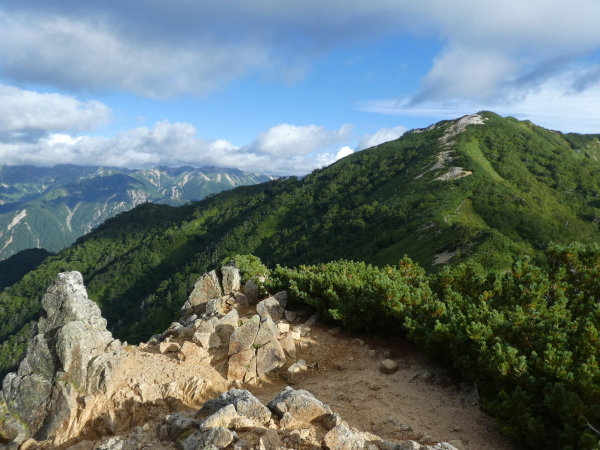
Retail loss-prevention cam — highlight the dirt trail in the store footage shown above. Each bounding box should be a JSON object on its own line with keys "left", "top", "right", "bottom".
{"left": 249, "top": 325, "right": 514, "bottom": 450}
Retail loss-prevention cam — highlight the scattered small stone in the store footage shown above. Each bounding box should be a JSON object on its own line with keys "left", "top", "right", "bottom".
{"left": 398, "top": 442, "right": 421, "bottom": 450}
{"left": 294, "top": 324, "right": 311, "bottom": 337}
{"left": 234, "top": 438, "right": 248, "bottom": 450}
{"left": 178, "top": 341, "right": 208, "bottom": 361}
{"left": 205, "top": 298, "right": 223, "bottom": 316}
{"left": 148, "top": 334, "right": 163, "bottom": 346}
{"left": 193, "top": 331, "right": 221, "bottom": 349}
{"left": 279, "top": 337, "right": 297, "bottom": 360}
{"left": 377, "top": 417, "right": 413, "bottom": 434}
{"left": 284, "top": 310, "right": 297, "bottom": 322}
{"left": 328, "top": 327, "right": 341, "bottom": 335}
{"left": 233, "top": 292, "right": 249, "bottom": 306}
{"left": 244, "top": 280, "right": 259, "bottom": 304}
{"left": 418, "top": 433, "right": 437, "bottom": 445}
{"left": 352, "top": 339, "right": 365, "bottom": 346}
{"left": 286, "top": 359, "right": 308, "bottom": 384}
{"left": 259, "top": 429, "right": 283, "bottom": 450}
{"left": 321, "top": 412, "right": 344, "bottom": 431}
{"left": 277, "top": 322, "right": 290, "bottom": 333}
{"left": 97, "top": 437, "right": 138, "bottom": 450}
{"left": 159, "top": 342, "right": 181, "bottom": 354}
{"left": 298, "top": 341, "right": 313, "bottom": 351}
{"left": 290, "top": 428, "right": 310, "bottom": 444}
{"left": 380, "top": 359, "right": 399, "bottom": 374}
{"left": 288, "top": 330, "right": 301, "bottom": 340}
{"left": 447, "top": 441, "right": 465, "bottom": 450}
{"left": 305, "top": 314, "right": 319, "bottom": 327}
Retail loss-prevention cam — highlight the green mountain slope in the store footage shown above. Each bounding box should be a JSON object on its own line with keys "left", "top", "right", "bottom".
{"left": 0, "top": 165, "right": 275, "bottom": 259}
{"left": 2, "top": 111, "right": 600, "bottom": 378}
{"left": 0, "top": 248, "right": 52, "bottom": 291}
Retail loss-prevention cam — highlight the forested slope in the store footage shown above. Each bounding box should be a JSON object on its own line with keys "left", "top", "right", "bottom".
{"left": 2, "top": 111, "right": 600, "bottom": 381}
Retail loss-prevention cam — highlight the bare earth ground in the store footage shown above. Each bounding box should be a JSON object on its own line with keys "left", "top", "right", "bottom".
{"left": 250, "top": 325, "right": 515, "bottom": 450}
{"left": 65, "top": 314, "right": 515, "bottom": 450}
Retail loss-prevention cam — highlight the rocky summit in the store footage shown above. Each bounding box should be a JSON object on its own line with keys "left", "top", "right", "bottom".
{"left": 0, "top": 266, "right": 475, "bottom": 450}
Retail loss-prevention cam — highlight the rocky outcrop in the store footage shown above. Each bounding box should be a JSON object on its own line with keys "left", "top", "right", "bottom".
{"left": 0, "top": 272, "right": 127, "bottom": 446}
{"left": 158, "top": 387, "right": 460, "bottom": 450}
{"left": 165, "top": 269, "right": 295, "bottom": 385}
{"left": 221, "top": 262, "right": 241, "bottom": 295}
{"left": 181, "top": 270, "right": 223, "bottom": 317}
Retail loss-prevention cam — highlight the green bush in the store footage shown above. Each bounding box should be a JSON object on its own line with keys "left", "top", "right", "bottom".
{"left": 268, "top": 245, "right": 600, "bottom": 450}
{"left": 268, "top": 257, "right": 441, "bottom": 331}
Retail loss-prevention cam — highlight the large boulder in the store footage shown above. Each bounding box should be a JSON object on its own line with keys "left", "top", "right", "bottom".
{"left": 229, "top": 315, "right": 260, "bottom": 355}
{"left": 184, "top": 271, "right": 224, "bottom": 316}
{"left": 256, "top": 297, "right": 285, "bottom": 322}
{"left": 267, "top": 387, "right": 332, "bottom": 423}
{"left": 0, "top": 272, "right": 123, "bottom": 445}
{"left": 254, "top": 316, "right": 279, "bottom": 347}
{"left": 221, "top": 262, "right": 241, "bottom": 295}
{"left": 215, "top": 309, "right": 240, "bottom": 345}
{"left": 196, "top": 389, "right": 272, "bottom": 424}
{"left": 179, "top": 427, "right": 234, "bottom": 450}
{"left": 228, "top": 349, "right": 256, "bottom": 380}
{"left": 323, "top": 422, "right": 381, "bottom": 450}
{"left": 243, "top": 280, "right": 259, "bottom": 304}
{"left": 256, "top": 340, "right": 286, "bottom": 378}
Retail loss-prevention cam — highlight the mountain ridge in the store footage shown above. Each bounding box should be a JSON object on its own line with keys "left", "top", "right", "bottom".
{"left": 0, "top": 164, "right": 276, "bottom": 259}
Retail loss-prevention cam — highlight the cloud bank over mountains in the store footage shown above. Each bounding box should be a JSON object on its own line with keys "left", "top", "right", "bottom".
{"left": 0, "top": 85, "right": 360, "bottom": 175}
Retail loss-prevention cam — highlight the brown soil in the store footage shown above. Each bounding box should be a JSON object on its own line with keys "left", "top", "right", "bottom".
{"left": 250, "top": 324, "right": 515, "bottom": 450}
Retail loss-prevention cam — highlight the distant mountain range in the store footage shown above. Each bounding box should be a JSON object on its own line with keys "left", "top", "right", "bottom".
{"left": 0, "top": 165, "right": 275, "bottom": 259}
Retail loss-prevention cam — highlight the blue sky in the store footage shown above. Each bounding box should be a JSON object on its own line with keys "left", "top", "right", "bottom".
{"left": 1, "top": 1, "right": 600, "bottom": 175}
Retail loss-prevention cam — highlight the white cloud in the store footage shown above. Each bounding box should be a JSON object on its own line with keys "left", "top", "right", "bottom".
{"left": 251, "top": 123, "right": 352, "bottom": 157}
{"left": 413, "top": 46, "right": 516, "bottom": 103}
{"left": 336, "top": 146, "right": 354, "bottom": 159}
{"left": 0, "top": 84, "right": 109, "bottom": 132}
{"left": 0, "top": 13, "right": 268, "bottom": 98}
{"left": 0, "top": 120, "right": 355, "bottom": 176}
{"left": 2, "top": 1, "right": 600, "bottom": 101}
{"left": 356, "top": 126, "right": 407, "bottom": 151}
{"left": 358, "top": 70, "right": 600, "bottom": 133}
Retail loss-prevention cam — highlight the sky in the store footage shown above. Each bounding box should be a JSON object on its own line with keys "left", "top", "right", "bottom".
{"left": 1, "top": 1, "right": 600, "bottom": 176}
